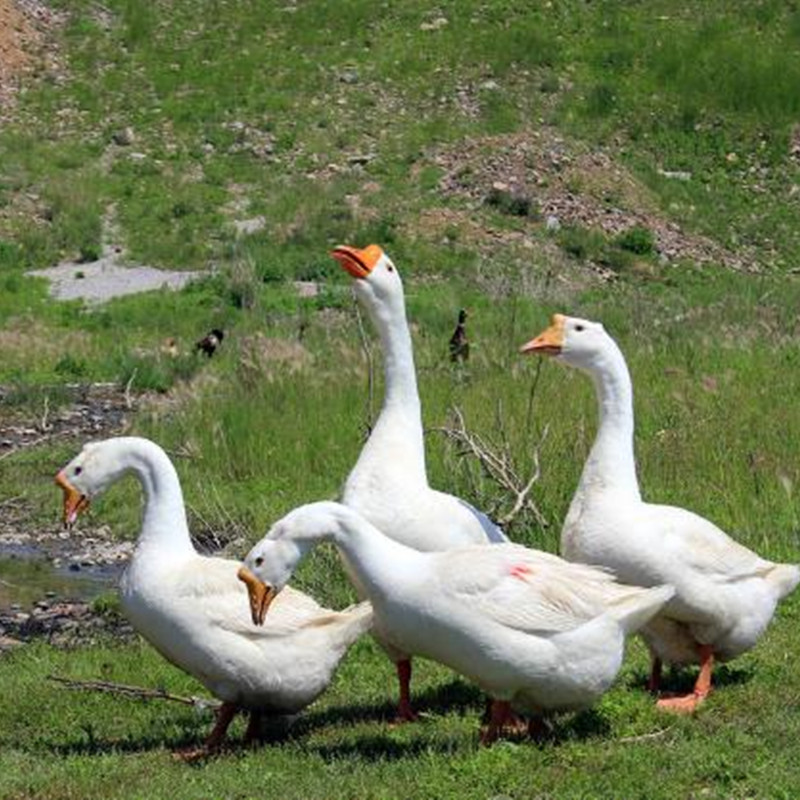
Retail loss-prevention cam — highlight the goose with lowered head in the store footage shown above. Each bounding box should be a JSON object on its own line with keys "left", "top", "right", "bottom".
{"left": 55, "top": 437, "right": 372, "bottom": 756}
{"left": 331, "top": 244, "right": 507, "bottom": 721}
{"left": 521, "top": 314, "right": 800, "bottom": 713}
{"left": 239, "top": 500, "right": 674, "bottom": 742}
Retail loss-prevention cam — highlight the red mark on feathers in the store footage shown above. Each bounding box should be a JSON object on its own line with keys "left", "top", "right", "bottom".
{"left": 509, "top": 564, "right": 532, "bottom": 580}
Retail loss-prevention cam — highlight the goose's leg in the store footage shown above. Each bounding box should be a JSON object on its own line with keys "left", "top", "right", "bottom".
{"left": 527, "top": 714, "right": 548, "bottom": 742}
{"left": 657, "top": 645, "right": 714, "bottom": 714}
{"left": 175, "top": 702, "right": 238, "bottom": 761}
{"left": 647, "top": 657, "right": 663, "bottom": 694}
{"left": 244, "top": 710, "right": 263, "bottom": 745}
{"left": 480, "top": 700, "right": 516, "bottom": 745}
{"left": 481, "top": 695, "right": 526, "bottom": 733}
{"left": 394, "top": 658, "right": 418, "bottom": 723}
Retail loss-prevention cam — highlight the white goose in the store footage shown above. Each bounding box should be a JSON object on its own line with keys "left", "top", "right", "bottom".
{"left": 239, "top": 501, "right": 674, "bottom": 742}
{"left": 522, "top": 314, "right": 800, "bottom": 713}
{"left": 55, "top": 437, "right": 372, "bottom": 755}
{"left": 331, "top": 244, "right": 506, "bottom": 720}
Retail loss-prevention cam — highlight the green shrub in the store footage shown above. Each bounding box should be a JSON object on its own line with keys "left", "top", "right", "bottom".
{"left": 616, "top": 226, "right": 656, "bottom": 255}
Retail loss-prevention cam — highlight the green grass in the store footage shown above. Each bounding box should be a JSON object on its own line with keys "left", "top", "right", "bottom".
{"left": 1, "top": 600, "right": 799, "bottom": 800}
{"left": 3, "top": 1, "right": 800, "bottom": 797}
{"left": 2, "top": 601, "right": 800, "bottom": 800}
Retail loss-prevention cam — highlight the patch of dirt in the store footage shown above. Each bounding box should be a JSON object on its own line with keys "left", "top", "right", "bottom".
{"left": 0, "top": 0, "right": 61, "bottom": 120}
{"left": 0, "top": 381, "right": 134, "bottom": 460}
{"left": 408, "top": 205, "right": 601, "bottom": 301}
{"left": 0, "top": 599, "right": 135, "bottom": 651}
{"left": 429, "top": 128, "right": 759, "bottom": 273}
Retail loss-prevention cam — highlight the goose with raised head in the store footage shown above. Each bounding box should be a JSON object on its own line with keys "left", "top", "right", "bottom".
{"left": 331, "top": 244, "right": 506, "bottom": 721}
{"left": 55, "top": 437, "right": 372, "bottom": 756}
{"left": 239, "top": 501, "right": 674, "bottom": 743}
{"left": 521, "top": 314, "right": 800, "bottom": 713}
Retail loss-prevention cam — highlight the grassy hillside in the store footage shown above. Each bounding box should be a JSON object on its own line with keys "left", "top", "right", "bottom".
{"left": 1, "top": 2, "right": 800, "bottom": 798}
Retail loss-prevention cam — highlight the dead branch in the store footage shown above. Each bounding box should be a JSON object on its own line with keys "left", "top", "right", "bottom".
{"left": 165, "top": 443, "right": 200, "bottom": 460}
{"left": 48, "top": 675, "right": 220, "bottom": 711}
{"left": 39, "top": 395, "right": 51, "bottom": 432}
{"left": 0, "top": 429, "right": 73, "bottom": 461}
{"left": 123, "top": 368, "right": 137, "bottom": 410}
{"left": 617, "top": 727, "right": 673, "bottom": 744}
{"left": 432, "top": 407, "right": 549, "bottom": 529}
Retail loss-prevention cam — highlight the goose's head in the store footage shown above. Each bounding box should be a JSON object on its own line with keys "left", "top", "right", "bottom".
{"left": 520, "top": 313, "right": 611, "bottom": 372}
{"left": 55, "top": 440, "right": 126, "bottom": 528}
{"left": 331, "top": 244, "right": 406, "bottom": 324}
{"left": 238, "top": 502, "right": 347, "bottom": 626}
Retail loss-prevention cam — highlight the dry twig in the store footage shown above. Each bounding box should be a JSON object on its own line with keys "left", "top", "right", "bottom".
{"left": 617, "top": 727, "right": 673, "bottom": 744}
{"left": 432, "top": 406, "right": 549, "bottom": 529}
{"left": 0, "top": 429, "right": 73, "bottom": 461}
{"left": 123, "top": 368, "right": 137, "bottom": 410}
{"left": 48, "top": 675, "right": 220, "bottom": 710}
{"left": 39, "top": 395, "right": 51, "bottom": 432}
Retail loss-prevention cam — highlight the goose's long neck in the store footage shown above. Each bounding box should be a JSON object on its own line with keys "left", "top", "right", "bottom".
{"left": 115, "top": 438, "right": 194, "bottom": 556}
{"left": 328, "top": 505, "right": 421, "bottom": 596}
{"left": 358, "top": 300, "right": 426, "bottom": 479}
{"left": 578, "top": 343, "right": 641, "bottom": 499}
{"left": 378, "top": 304, "right": 422, "bottom": 423}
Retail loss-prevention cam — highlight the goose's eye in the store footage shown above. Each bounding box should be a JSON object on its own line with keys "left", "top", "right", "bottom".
{"left": 386, "top": 264, "right": 394, "bottom": 272}
{"left": 74, "top": 466, "right": 83, "bottom": 476}
{"left": 574, "top": 324, "right": 585, "bottom": 333}
{"left": 254, "top": 556, "right": 264, "bottom": 568}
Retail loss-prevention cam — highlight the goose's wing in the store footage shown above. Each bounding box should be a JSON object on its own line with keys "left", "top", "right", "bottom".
{"left": 455, "top": 498, "right": 508, "bottom": 543}
{"left": 171, "top": 556, "right": 340, "bottom": 639}
{"left": 437, "top": 545, "right": 615, "bottom": 634}
{"left": 650, "top": 505, "right": 770, "bottom": 583}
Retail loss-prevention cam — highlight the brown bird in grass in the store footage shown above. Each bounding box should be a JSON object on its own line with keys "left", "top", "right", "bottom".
{"left": 449, "top": 309, "right": 469, "bottom": 363}
{"left": 195, "top": 328, "right": 224, "bottom": 358}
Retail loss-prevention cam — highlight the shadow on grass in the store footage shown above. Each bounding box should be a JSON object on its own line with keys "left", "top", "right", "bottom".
{"left": 304, "top": 707, "right": 612, "bottom": 762}
{"left": 627, "top": 662, "right": 754, "bottom": 696}
{"left": 37, "top": 677, "right": 483, "bottom": 758}
{"left": 299, "top": 676, "right": 485, "bottom": 731}
{"left": 38, "top": 676, "right": 617, "bottom": 760}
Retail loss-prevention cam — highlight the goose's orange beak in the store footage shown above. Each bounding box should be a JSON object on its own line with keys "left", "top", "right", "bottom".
{"left": 331, "top": 244, "right": 384, "bottom": 280}
{"left": 54, "top": 471, "right": 90, "bottom": 529}
{"left": 237, "top": 566, "right": 277, "bottom": 626}
{"left": 520, "top": 314, "right": 566, "bottom": 356}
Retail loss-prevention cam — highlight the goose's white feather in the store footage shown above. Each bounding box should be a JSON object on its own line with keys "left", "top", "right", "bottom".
{"left": 244, "top": 502, "right": 674, "bottom": 714}
{"left": 527, "top": 315, "right": 799, "bottom": 665}
{"left": 59, "top": 437, "right": 372, "bottom": 713}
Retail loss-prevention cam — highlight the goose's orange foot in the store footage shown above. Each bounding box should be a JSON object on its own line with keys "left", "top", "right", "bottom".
{"left": 657, "top": 644, "right": 714, "bottom": 714}
{"left": 656, "top": 690, "right": 709, "bottom": 715}
{"left": 172, "top": 745, "right": 218, "bottom": 763}
{"left": 174, "top": 701, "right": 237, "bottom": 761}
{"left": 392, "top": 700, "right": 419, "bottom": 724}
{"left": 480, "top": 700, "right": 525, "bottom": 745}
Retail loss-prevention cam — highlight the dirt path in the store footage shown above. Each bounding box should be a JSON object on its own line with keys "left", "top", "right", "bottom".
{"left": 28, "top": 252, "right": 207, "bottom": 302}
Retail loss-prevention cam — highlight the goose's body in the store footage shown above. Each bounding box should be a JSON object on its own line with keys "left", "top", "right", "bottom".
{"left": 241, "top": 501, "right": 674, "bottom": 741}
{"left": 56, "top": 437, "right": 372, "bottom": 752}
{"left": 523, "top": 315, "right": 800, "bottom": 712}
{"left": 332, "top": 245, "right": 504, "bottom": 718}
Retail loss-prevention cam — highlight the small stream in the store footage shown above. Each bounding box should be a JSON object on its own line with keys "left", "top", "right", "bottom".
{"left": 0, "top": 544, "right": 121, "bottom": 611}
